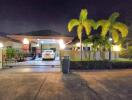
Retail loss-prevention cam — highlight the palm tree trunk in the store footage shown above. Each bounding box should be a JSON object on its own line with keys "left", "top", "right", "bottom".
{"left": 108, "top": 32, "right": 112, "bottom": 61}
{"left": 109, "top": 46, "right": 112, "bottom": 61}
{"left": 87, "top": 51, "right": 90, "bottom": 61}
{"left": 93, "top": 51, "right": 96, "bottom": 60}
{"left": 100, "top": 49, "right": 102, "bottom": 60}
{"left": 80, "top": 39, "right": 83, "bottom": 61}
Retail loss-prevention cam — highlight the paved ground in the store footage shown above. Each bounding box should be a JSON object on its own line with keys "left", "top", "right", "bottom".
{"left": 7, "top": 60, "right": 61, "bottom": 66}
{"left": 5, "top": 57, "right": 61, "bottom": 72}
{"left": 2, "top": 66, "right": 61, "bottom": 73}
{"left": 0, "top": 69, "right": 131, "bottom": 100}
{"left": 6, "top": 57, "right": 60, "bottom": 66}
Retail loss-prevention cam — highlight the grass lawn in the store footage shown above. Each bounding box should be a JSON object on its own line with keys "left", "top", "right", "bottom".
{"left": 71, "top": 57, "right": 132, "bottom": 62}
{"left": 112, "top": 58, "right": 132, "bottom": 62}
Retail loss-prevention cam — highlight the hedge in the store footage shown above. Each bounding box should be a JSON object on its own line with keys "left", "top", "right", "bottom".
{"left": 70, "top": 61, "right": 132, "bottom": 70}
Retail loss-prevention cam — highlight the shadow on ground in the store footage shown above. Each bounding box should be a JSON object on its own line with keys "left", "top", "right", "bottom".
{"left": 61, "top": 73, "right": 102, "bottom": 100}
{"left": 35, "top": 72, "right": 102, "bottom": 100}
{"left": 0, "top": 69, "right": 131, "bottom": 100}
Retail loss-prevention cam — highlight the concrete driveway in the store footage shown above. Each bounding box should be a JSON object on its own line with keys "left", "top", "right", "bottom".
{"left": 6, "top": 56, "right": 60, "bottom": 66}
{"left": 5, "top": 56, "right": 61, "bottom": 72}
{"left": 5, "top": 57, "right": 61, "bottom": 72}
{"left": 0, "top": 69, "right": 131, "bottom": 100}
{"left": 2, "top": 65, "right": 61, "bottom": 73}
{"left": 7, "top": 60, "right": 61, "bottom": 66}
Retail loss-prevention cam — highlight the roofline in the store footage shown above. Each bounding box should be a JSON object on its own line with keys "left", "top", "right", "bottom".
{"left": 0, "top": 35, "right": 21, "bottom": 43}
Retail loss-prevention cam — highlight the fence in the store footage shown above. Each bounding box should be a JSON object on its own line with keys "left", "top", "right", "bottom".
{"left": 60, "top": 50, "right": 119, "bottom": 61}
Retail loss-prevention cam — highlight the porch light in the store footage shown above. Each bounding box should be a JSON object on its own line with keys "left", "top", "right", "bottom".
{"left": 0, "top": 43, "right": 4, "bottom": 48}
{"left": 36, "top": 43, "right": 39, "bottom": 47}
{"left": 59, "top": 39, "right": 66, "bottom": 50}
{"left": 109, "top": 37, "right": 112, "bottom": 41}
{"left": 76, "top": 42, "right": 81, "bottom": 47}
{"left": 23, "top": 38, "right": 29, "bottom": 44}
{"left": 112, "top": 45, "right": 121, "bottom": 52}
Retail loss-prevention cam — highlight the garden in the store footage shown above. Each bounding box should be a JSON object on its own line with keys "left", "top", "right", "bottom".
{"left": 67, "top": 9, "right": 132, "bottom": 70}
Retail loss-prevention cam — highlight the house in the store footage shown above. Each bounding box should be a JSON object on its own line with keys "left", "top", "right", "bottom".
{"left": 6, "top": 30, "right": 73, "bottom": 55}
{"left": 0, "top": 29, "right": 123, "bottom": 66}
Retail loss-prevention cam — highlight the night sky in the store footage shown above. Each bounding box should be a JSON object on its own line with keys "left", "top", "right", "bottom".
{"left": 0, "top": 0, "right": 132, "bottom": 35}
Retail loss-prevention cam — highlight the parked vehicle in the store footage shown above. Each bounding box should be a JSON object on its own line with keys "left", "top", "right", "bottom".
{"left": 42, "top": 50, "right": 55, "bottom": 60}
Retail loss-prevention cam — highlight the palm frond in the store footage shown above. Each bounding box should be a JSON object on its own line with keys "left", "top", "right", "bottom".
{"left": 109, "top": 12, "right": 120, "bottom": 24}
{"left": 113, "top": 22, "right": 128, "bottom": 37}
{"left": 82, "top": 20, "right": 91, "bottom": 36}
{"left": 87, "top": 19, "right": 97, "bottom": 29}
{"left": 79, "top": 9, "right": 88, "bottom": 21}
{"left": 111, "top": 29, "right": 119, "bottom": 43}
{"left": 97, "top": 20, "right": 111, "bottom": 37}
{"left": 96, "top": 20, "right": 107, "bottom": 29}
{"left": 68, "top": 19, "right": 80, "bottom": 32}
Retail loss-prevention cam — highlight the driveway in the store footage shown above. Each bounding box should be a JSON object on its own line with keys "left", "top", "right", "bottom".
{"left": 0, "top": 69, "right": 131, "bottom": 100}
{"left": 5, "top": 60, "right": 61, "bottom": 72}
{"left": 6, "top": 57, "right": 61, "bottom": 67}
{"left": 2, "top": 66, "right": 61, "bottom": 73}
{"left": 8, "top": 60, "right": 61, "bottom": 66}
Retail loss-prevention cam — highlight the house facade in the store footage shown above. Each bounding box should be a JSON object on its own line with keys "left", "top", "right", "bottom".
{"left": 0, "top": 30, "right": 121, "bottom": 68}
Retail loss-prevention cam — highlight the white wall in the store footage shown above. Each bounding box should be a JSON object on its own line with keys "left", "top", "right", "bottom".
{"left": 4, "top": 41, "right": 22, "bottom": 49}
{"left": 62, "top": 50, "right": 119, "bottom": 60}
{"left": 0, "top": 49, "right": 2, "bottom": 69}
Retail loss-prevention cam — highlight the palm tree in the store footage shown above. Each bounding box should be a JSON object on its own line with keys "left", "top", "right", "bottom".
{"left": 68, "top": 9, "right": 96, "bottom": 60}
{"left": 92, "top": 35, "right": 110, "bottom": 60}
{"left": 83, "top": 37, "right": 92, "bottom": 60}
{"left": 96, "top": 12, "right": 128, "bottom": 61}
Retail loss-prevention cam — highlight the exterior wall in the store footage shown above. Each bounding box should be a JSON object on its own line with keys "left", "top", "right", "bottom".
{"left": 0, "top": 36, "right": 23, "bottom": 67}
{"left": 61, "top": 50, "right": 119, "bottom": 60}
{"left": 42, "top": 43, "right": 60, "bottom": 56}
{"left": 0, "top": 49, "right": 2, "bottom": 68}
{"left": 30, "top": 42, "right": 60, "bottom": 57}
{"left": 4, "top": 41, "right": 22, "bottom": 49}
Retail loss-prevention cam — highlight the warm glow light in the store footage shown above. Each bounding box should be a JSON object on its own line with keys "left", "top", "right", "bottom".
{"left": 60, "top": 44, "right": 66, "bottom": 49}
{"left": 112, "top": 45, "right": 121, "bottom": 52}
{"left": 109, "top": 38, "right": 112, "bottom": 41}
{"left": 76, "top": 42, "right": 81, "bottom": 47}
{"left": 23, "top": 38, "right": 29, "bottom": 44}
{"left": 36, "top": 43, "right": 39, "bottom": 47}
{"left": 59, "top": 39, "right": 66, "bottom": 50}
{"left": 0, "top": 43, "right": 4, "bottom": 48}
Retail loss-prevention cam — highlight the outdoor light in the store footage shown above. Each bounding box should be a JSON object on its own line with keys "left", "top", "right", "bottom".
{"left": 0, "top": 43, "right": 4, "bottom": 48}
{"left": 23, "top": 38, "right": 29, "bottom": 44}
{"left": 112, "top": 45, "right": 121, "bottom": 52}
{"left": 59, "top": 39, "right": 66, "bottom": 50}
{"left": 36, "top": 43, "right": 39, "bottom": 47}
{"left": 76, "top": 42, "right": 81, "bottom": 47}
{"left": 60, "top": 44, "right": 66, "bottom": 49}
{"left": 109, "top": 37, "right": 112, "bottom": 41}
{"left": 0, "top": 42, "right": 4, "bottom": 69}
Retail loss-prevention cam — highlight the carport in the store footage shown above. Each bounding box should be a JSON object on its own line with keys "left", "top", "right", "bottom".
{"left": 4, "top": 31, "right": 73, "bottom": 72}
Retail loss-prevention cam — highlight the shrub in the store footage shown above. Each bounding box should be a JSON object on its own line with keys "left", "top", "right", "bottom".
{"left": 70, "top": 61, "right": 132, "bottom": 70}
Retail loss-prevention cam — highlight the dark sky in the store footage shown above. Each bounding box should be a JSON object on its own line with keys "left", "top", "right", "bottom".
{"left": 0, "top": 0, "right": 132, "bottom": 35}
